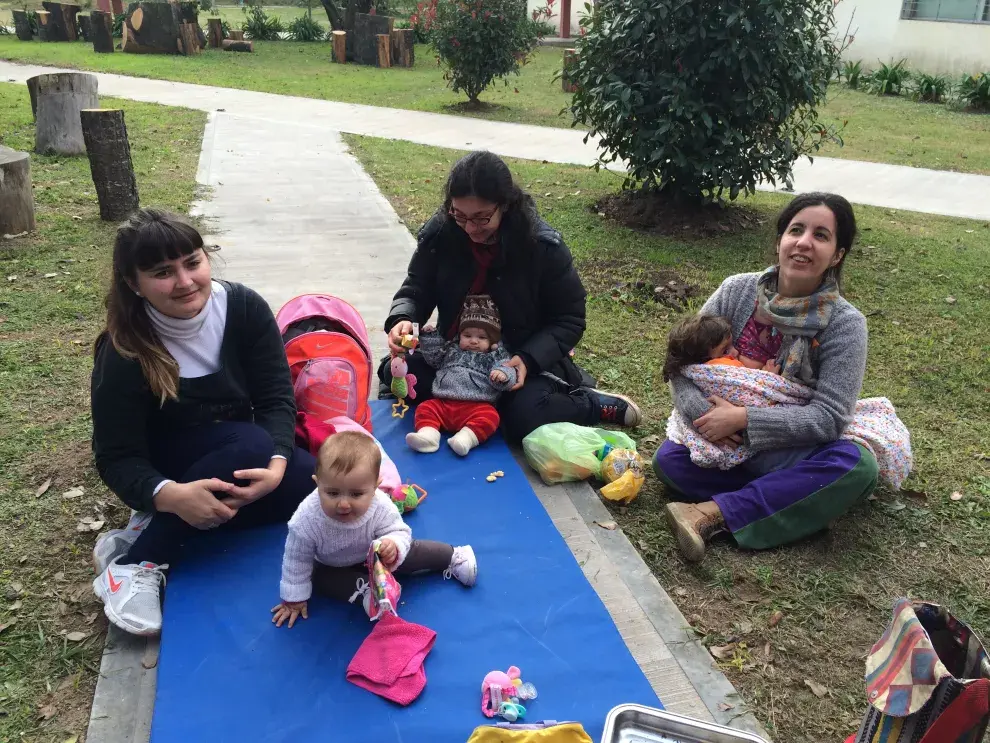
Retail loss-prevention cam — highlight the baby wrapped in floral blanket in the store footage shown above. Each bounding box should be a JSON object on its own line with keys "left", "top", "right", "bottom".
{"left": 663, "top": 314, "right": 912, "bottom": 489}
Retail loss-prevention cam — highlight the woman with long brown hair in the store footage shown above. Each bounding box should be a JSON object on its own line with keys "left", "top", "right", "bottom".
{"left": 89, "top": 208, "right": 315, "bottom": 636}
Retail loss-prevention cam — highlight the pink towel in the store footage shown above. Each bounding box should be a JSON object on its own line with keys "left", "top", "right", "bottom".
{"left": 345, "top": 613, "right": 436, "bottom": 706}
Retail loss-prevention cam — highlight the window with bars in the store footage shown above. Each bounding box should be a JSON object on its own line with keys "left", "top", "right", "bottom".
{"left": 901, "top": 0, "right": 990, "bottom": 22}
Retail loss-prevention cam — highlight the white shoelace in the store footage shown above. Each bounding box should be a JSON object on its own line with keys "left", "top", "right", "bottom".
{"left": 348, "top": 578, "right": 369, "bottom": 604}
{"left": 131, "top": 564, "right": 168, "bottom": 595}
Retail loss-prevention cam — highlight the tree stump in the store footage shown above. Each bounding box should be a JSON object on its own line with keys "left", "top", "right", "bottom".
{"left": 122, "top": 1, "right": 182, "bottom": 54}
{"left": 12, "top": 9, "right": 34, "bottom": 41}
{"left": 562, "top": 48, "right": 579, "bottom": 93}
{"left": 78, "top": 13, "right": 92, "bottom": 41}
{"left": 41, "top": 2, "right": 82, "bottom": 41}
{"left": 352, "top": 13, "right": 391, "bottom": 66}
{"left": 177, "top": 22, "right": 200, "bottom": 55}
{"left": 0, "top": 147, "right": 36, "bottom": 236}
{"left": 26, "top": 76, "right": 41, "bottom": 121}
{"left": 91, "top": 10, "right": 114, "bottom": 53}
{"left": 331, "top": 30, "right": 346, "bottom": 63}
{"left": 34, "top": 72, "right": 100, "bottom": 156}
{"left": 207, "top": 17, "right": 224, "bottom": 48}
{"left": 389, "top": 28, "right": 413, "bottom": 68}
{"left": 227, "top": 29, "right": 244, "bottom": 40}
{"left": 80, "top": 109, "right": 140, "bottom": 221}
{"left": 375, "top": 33, "right": 390, "bottom": 68}
{"left": 221, "top": 39, "right": 253, "bottom": 52}
{"left": 36, "top": 11, "right": 52, "bottom": 42}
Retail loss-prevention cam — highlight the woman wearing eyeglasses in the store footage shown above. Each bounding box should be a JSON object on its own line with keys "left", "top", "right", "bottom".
{"left": 380, "top": 150, "right": 642, "bottom": 442}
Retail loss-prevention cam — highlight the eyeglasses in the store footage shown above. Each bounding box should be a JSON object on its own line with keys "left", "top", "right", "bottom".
{"left": 448, "top": 208, "right": 498, "bottom": 227}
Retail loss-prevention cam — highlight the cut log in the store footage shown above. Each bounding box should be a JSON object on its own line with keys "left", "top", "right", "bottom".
{"left": 221, "top": 38, "right": 253, "bottom": 52}
{"left": 0, "top": 147, "right": 36, "bottom": 236}
{"left": 331, "top": 30, "right": 346, "bottom": 63}
{"left": 35, "top": 11, "right": 52, "bottom": 42}
{"left": 33, "top": 72, "right": 99, "bottom": 156}
{"left": 41, "top": 2, "right": 82, "bottom": 42}
{"left": 175, "top": 2, "right": 205, "bottom": 48}
{"left": 91, "top": 10, "right": 114, "bottom": 53}
{"left": 80, "top": 109, "right": 140, "bottom": 222}
{"left": 207, "top": 17, "right": 224, "bottom": 48}
{"left": 26, "top": 76, "right": 40, "bottom": 121}
{"left": 177, "top": 22, "right": 200, "bottom": 55}
{"left": 375, "top": 33, "right": 390, "bottom": 68}
{"left": 78, "top": 13, "right": 91, "bottom": 41}
{"left": 12, "top": 9, "right": 34, "bottom": 41}
{"left": 562, "top": 48, "right": 579, "bottom": 93}
{"left": 352, "top": 12, "right": 392, "bottom": 66}
{"left": 227, "top": 29, "right": 244, "bottom": 40}
{"left": 389, "top": 28, "right": 414, "bottom": 68}
{"left": 121, "top": 1, "right": 182, "bottom": 54}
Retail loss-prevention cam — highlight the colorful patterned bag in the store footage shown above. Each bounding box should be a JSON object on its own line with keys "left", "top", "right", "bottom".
{"left": 850, "top": 598, "right": 990, "bottom": 743}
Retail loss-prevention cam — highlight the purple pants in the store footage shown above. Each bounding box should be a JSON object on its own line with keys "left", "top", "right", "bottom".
{"left": 652, "top": 439, "right": 879, "bottom": 549}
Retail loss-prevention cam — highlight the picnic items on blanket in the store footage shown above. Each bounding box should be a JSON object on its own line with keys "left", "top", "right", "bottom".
{"left": 601, "top": 704, "right": 770, "bottom": 742}
{"left": 467, "top": 721, "right": 593, "bottom": 743}
{"left": 846, "top": 598, "right": 990, "bottom": 743}
{"left": 390, "top": 324, "right": 420, "bottom": 419}
{"left": 391, "top": 483, "right": 427, "bottom": 515}
{"left": 665, "top": 364, "right": 913, "bottom": 489}
{"left": 366, "top": 540, "right": 401, "bottom": 621}
{"left": 345, "top": 612, "right": 437, "bottom": 705}
{"left": 482, "top": 666, "right": 539, "bottom": 721}
{"left": 522, "top": 423, "right": 636, "bottom": 486}
{"left": 599, "top": 448, "right": 646, "bottom": 504}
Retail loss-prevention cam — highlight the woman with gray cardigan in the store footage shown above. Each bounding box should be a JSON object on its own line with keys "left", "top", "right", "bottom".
{"left": 655, "top": 193, "right": 879, "bottom": 562}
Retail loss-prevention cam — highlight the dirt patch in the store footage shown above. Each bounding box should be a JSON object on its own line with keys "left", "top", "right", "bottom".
{"left": 442, "top": 100, "right": 512, "bottom": 115}
{"left": 577, "top": 255, "right": 701, "bottom": 311}
{"left": 592, "top": 190, "right": 765, "bottom": 238}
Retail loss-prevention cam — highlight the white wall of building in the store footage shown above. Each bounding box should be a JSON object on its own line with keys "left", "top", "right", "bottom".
{"left": 527, "top": 0, "right": 589, "bottom": 38}
{"left": 835, "top": 0, "right": 990, "bottom": 74}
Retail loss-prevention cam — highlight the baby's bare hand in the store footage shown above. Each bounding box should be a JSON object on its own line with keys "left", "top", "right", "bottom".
{"left": 491, "top": 370, "right": 508, "bottom": 383}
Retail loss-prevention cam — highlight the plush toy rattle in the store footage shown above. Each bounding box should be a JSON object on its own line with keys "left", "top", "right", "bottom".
{"left": 391, "top": 483, "right": 427, "bottom": 515}
{"left": 390, "top": 325, "right": 420, "bottom": 419}
{"left": 481, "top": 666, "right": 538, "bottom": 721}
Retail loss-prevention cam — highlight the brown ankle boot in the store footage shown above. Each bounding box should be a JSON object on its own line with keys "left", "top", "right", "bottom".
{"left": 665, "top": 501, "right": 725, "bottom": 563}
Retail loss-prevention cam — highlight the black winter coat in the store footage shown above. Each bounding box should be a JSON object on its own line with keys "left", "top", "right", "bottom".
{"left": 385, "top": 211, "right": 588, "bottom": 386}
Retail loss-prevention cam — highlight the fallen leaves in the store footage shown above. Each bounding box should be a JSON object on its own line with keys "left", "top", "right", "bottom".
{"left": 62, "top": 487, "right": 85, "bottom": 499}
{"left": 0, "top": 620, "right": 16, "bottom": 635}
{"left": 594, "top": 520, "right": 618, "bottom": 530}
{"left": 76, "top": 517, "right": 105, "bottom": 533}
{"left": 710, "top": 643, "right": 737, "bottom": 660}
{"left": 35, "top": 478, "right": 53, "bottom": 498}
{"left": 950, "top": 491, "right": 964, "bottom": 502}
{"left": 38, "top": 704, "right": 57, "bottom": 721}
{"left": 64, "top": 631, "right": 89, "bottom": 643}
{"left": 768, "top": 610, "right": 784, "bottom": 628}
{"left": 804, "top": 679, "right": 829, "bottom": 698}
{"left": 945, "top": 296, "right": 957, "bottom": 304}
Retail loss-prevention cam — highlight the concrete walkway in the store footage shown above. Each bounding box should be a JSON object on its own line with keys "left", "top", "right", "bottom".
{"left": 3, "top": 60, "right": 990, "bottom": 221}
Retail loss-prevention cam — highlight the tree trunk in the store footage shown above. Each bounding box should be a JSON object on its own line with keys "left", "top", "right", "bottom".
{"left": 26, "top": 76, "right": 40, "bottom": 121}
{"left": 34, "top": 72, "right": 100, "bottom": 156}
{"left": 175, "top": 1, "right": 205, "bottom": 48}
{"left": 78, "top": 13, "right": 92, "bottom": 41}
{"left": 221, "top": 38, "right": 253, "bottom": 52}
{"left": 207, "top": 17, "right": 224, "bottom": 48}
{"left": 35, "top": 11, "right": 52, "bottom": 42}
{"left": 91, "top": 10, "right": 114, "bottom": 52}
{"left": 390, "top": 28, "right": 414, "bottom": 68}
{"left": 375, "top": 33, "right": 390, "bottom": 68}
{"left": 41, "top": 2, "right": 81, "bottom": 41}
{"left": 121, "top": 1, "right": 182, "bottom": 54}
{"left": 177, "top": 22, "right": 200, "bottom": 55}
{"left": 0, "top": 147, "right": 36, "bottom": 236}
{"left": 80, "top": 109, "right": 140, "bottom": 222}
{"left": 227, "top": 29, "right": 244, "bottom": 40}
{"left": 320, "top": 0, "right": 342, "bottom": 30}
{"left": 12, "top": 9, "right": 34, "bottom": 41}
{"left": 352, "top": 12, "right": 391, "bottom": 66}
{"left": 562, "top": 48, "right": 579, "bottom": 93}
{"left": 331, "top": 30, "right": 346, "bottom": 63}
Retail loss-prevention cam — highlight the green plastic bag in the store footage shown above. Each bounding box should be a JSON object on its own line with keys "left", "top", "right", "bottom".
{"left": 522, "top": 423, "right": 636, "bottom": 485}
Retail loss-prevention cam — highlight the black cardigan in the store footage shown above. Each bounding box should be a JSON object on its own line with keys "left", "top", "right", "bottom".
{"left": 385, "top": 212, "right": 588, "bottom": 385}
{"left": 91, "top": 282, "right": 297, "bottom": 512}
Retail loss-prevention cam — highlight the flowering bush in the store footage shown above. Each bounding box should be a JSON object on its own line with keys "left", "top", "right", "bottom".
{"left": 412, "top": 0, "right": 552, "bottom": 104}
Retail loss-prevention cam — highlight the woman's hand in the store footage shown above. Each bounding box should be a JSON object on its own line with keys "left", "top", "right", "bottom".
{"left": 506, "top": 356, "right": 528, "bottom": 391}
{"left": 388, "top": 320, "right": 415, "bottom": 355}
{"left": 228, "top": 457, "right": 286, "bottom": 507}
{"left": 271, "top": 600, "right": 308, "bottom": 628}
{"left": 155, "top": 479, "right": 238, "bottom": 529}
{"left": 693, "top": 396, "right": 748, "bottom": 443}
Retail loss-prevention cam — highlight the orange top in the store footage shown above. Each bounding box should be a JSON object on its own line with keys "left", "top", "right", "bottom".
{"left": 706, "top": 356, "right": 746, "bottom": 368}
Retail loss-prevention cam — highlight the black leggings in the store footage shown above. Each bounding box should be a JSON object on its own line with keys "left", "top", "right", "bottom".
{"left": 312, "top": 539, "right": 454, "bottom": 602}
{"left": 378, "top": 353, "right": 597, "bottom": 441}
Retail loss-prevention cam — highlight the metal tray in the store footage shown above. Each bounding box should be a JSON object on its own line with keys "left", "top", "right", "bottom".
{"left": 600, "top": 704, "right": 770, "bottom": 743}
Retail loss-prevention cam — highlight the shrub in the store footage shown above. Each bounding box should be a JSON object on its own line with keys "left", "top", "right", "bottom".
{"left": 241, "top": 5, "right": 284, "bottom": 40}
{"left": 567, "top": 0, "right": 843, "bottom": 203}
{"left": 413, "top": 0, "right": 548, "bottom": 104}
{"left": 842, "top": 60, "right": 863, "bottom": 89}
{"left": 867, "top": 60, "right": 910, "bottom": 96}
{"left": 913, "top": 72, "right": 950, "bottom": 104}
{"left": 958, "top": 72, "right": 990, "bottom": 112}
{"left": 287, "top": 13, "right": 324, "bottom": 40}
{"left": 112, "top": 12, "right": 124, "bottom": 37}
{"left": 199, "top": 0, "right": 214, "bottom": 12}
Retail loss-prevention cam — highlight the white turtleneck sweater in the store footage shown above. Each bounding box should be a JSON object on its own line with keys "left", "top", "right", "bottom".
{"left": 146, "top": 281, "right": 228, "bottom": 379}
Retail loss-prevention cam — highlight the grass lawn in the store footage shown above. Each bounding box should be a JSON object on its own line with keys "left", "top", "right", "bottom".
{"left": 1, "top": 33, "right": 990, "bottom": 175}
{"left": 0, "top": 82, "right": 205, "bottom": 742}
{"left": 345, "top": 134, "right": 990, "bottom": 743}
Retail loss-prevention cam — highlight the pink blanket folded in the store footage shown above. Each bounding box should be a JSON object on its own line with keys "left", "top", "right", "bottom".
{"left": 346, "top": 613, "right": 436, "bottom": 706}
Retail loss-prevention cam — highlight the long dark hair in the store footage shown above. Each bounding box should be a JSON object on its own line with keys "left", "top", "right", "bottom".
{"left": 96, "top": 208, "right": 212, "bottom": 404}
{"left": 775, "top": 192, "right": 857, "bottom": 290}
{"left": 442, "top": 151, "right": 540, "bottom": 246}
{"left": 662, "top": 314, "right": 732, "bottom": 382}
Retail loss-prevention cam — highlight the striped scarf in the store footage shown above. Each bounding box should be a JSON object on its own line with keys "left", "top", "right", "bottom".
{"left": 756, "top": 266, "right": 838, "bottom": 388}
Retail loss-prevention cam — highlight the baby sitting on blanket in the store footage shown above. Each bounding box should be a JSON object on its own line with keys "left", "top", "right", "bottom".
{"left": 662, "top": 313, "right": 913, "bottom": 490}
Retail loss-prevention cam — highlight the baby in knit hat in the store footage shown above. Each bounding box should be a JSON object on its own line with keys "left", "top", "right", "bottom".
{"left": 272, "top": 431, "right": 477, "bottom": 628}
{"left": 406, "top": 295, "right": 517, "bottom": 457}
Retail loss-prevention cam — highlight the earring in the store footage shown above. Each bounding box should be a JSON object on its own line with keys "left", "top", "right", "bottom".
{"left": 134, "top": 290, "right": 142, "bottom": 297}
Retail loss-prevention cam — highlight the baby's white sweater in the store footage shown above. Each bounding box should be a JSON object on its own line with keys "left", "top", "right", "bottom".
{"left": 279, "top": 489, "right": 413, "bottom": 603}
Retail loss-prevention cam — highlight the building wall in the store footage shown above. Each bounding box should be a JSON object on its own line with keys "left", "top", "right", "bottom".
{"left": 527, "top": 0, "right": 589, "bottom": 38}
{"left": 835, "top": 0, "right": 990, "bottom": 74}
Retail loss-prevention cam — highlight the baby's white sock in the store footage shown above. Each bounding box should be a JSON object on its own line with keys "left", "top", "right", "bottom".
{"left": 406, "top": 427, "right": 441, "bottom": 453}
{"left": 448, "top": 427, "right": 480, "bottom": 457}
